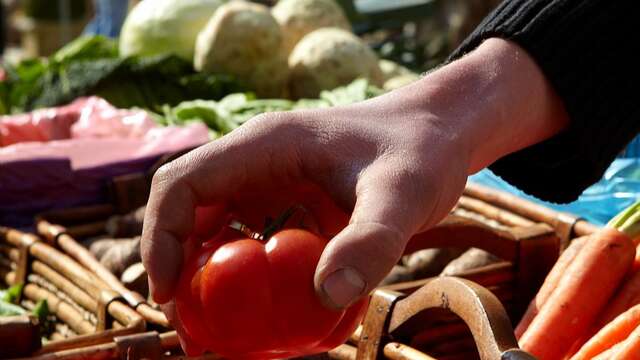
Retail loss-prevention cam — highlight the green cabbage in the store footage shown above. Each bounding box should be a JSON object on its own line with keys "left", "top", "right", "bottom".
{"left": 119, "top": 0, "right": 226, "bottom": 61}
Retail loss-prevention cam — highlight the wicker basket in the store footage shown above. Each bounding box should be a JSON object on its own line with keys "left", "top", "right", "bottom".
{"left": 35, "top": 181, "right": 599, "bottom": 249}
{"left": 462, "top": 183, "right": 599, "bottom": 246}
{"left": 34, "top": 220, "right": 170, "bottom": 330}
{"left": 31, "top": 172, "right": 599, "bottom": 359}
{"left": 320, "top": 184, "right": 600, "bottom": 360}
{"left": 315, "top": 213, "right": 559, "bottom": 360}
{"left": 0, "top": 226, "right": 146, "bottom": 358}
{"left": 36, "top": 202, "right": 561, "bottom": 359}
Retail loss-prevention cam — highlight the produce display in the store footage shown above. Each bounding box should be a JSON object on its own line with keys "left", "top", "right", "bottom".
{"left": 0, "top": 36, "right": 241, "bottom": 115}
{"left": 1, "top": 0, "right": 420, "bottom": 115}
{"left": 122, "top": 0, "right": 414, "bottom": 100}
{"left": 6, "top": 1, "right": 628, "bottom": 359}
{"left": 516, "top": 201, "right": 640, "bottom": 360}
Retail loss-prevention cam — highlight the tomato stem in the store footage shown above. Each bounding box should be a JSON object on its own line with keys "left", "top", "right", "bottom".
{"left": 226, "top": 206, "right": 309, "bottom": 241}
{"left": 261, "top": 205, "right": 308, "bottom": 240}
{"left": 229, "top": 220, "right": 261, "bottom": 240}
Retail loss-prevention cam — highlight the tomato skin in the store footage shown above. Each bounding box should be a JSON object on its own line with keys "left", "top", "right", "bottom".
{"left": 175, "top": 227, "right": 368, "bottom": 359}
{"left": 175, "top": 240, "right": 220, "bottom": 352}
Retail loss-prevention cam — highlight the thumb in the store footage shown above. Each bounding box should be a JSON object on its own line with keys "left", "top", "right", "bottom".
{"left": 314, "top": 164, "right": 436, "bottom": 309}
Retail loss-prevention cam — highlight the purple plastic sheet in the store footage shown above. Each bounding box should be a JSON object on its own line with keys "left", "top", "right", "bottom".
{"left": 0, "top": 154, "right": 162, "bottom": 229}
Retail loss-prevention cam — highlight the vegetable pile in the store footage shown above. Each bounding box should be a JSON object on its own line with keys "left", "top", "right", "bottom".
{"left": 120, "top": 0, "right": 419, "bottom": 99}
{"left": 1, "top": 0, "right": 418, "bottom": 116}
{"left": 516, "top": 200, "right": 640, "bottom": 360}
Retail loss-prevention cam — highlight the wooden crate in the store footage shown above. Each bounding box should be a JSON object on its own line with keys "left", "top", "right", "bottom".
{"left": 30, "top": 150, "right": 599, "bottom": 359}
{"left": 36, "top": 204, "right": 558, "bottom": 360}
{"left": 34, "top": 220, "right": 170, "bottom": 330}
{"left": 0, "top": 226, "right": 147, "bottom": 358}
{"left": 330, "top": 214, "right": 557, "bottom": 360}
{"left": 461, "top": 183, "right": 599, "bottom": 246}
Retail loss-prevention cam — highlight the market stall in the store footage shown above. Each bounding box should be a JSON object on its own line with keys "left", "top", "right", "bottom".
{"left": 2, "top": 1, "right": 640, "bottom": 360}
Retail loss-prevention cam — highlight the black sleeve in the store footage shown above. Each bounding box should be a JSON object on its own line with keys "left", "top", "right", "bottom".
{"left": 447, "top": 0, "right": 640, "bottom": 203}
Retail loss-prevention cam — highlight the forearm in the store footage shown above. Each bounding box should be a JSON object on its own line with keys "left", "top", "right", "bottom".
{"left": 404, "top": 38, "right": 570, "bottom": 174}
{"left": 444, "top": 1, "right": 640, "bottom": 203}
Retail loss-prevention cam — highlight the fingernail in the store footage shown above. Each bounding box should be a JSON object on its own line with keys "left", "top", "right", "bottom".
{"left": 321, "top": 267, "right": 366, "bottom": 309}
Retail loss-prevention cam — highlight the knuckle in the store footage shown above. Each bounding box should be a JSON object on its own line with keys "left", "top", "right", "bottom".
{"left": 150, "top": 160, "right": 189, "bottom": 199}
{"left": 151, "top": 162, "right": 175, "bottom": 188}
{"left": 244, "top": 111, "right": 311, "bottom": 147}
{"left": 382, "top": 160, "right": 426, "bottom": 190}
{"left": 252, "top": 111, "right": 304, "bottom": 133}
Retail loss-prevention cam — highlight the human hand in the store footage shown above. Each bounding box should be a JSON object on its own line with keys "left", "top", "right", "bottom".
{"left": 141, "top": 38, "right": 568, "bottom": 351}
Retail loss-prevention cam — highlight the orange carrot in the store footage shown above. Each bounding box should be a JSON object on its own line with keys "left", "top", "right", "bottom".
{"left": 571, "top": 304, "right": 640, "bottom": 360}
{"left": 591, "top": 342, "right": 625, "bottom": 360}
{"left": 564, "top": 337, "right": 584, "bottom": 359}
{"left": 568, "top": 243, "right": 640, "bottom": 358}
{"left": 597, "top": 268, "right": 640, "bottom": 328}
{"left": 515, "top": 236, "right": 587, "bottom": 339}
{"left": 519, "top": 228, "right": 635, "bottom": 360}
{"left": 611, "top": 323, "right": 640, "bottom": 359}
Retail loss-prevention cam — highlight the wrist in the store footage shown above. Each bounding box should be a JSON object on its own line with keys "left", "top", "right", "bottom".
{"left": 410, "top": 38, "right": 570, "bottom": 174}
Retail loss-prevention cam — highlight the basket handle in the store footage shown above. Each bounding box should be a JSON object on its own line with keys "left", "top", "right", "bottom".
{"left": 357, "top": 277, "right": 538, "bottom": 360}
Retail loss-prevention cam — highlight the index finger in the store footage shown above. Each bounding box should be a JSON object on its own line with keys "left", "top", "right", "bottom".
{"left": 141, "top": 117, "right": 306, "bottom": 303}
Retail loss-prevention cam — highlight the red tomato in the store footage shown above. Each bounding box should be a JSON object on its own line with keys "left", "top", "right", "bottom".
{"left": 175, "top": 221, "right": 368, "bottom": 359}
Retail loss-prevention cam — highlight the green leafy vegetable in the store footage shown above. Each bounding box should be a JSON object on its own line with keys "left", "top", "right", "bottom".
{"left": 0, "top": 283, "right": 23, "bottom": 304}
{"left": 319, "top": 78, "right": 384, "bottom": 106}
{"left": 169, "top": 100, "right": 236, "bottom": 134}
{"left": 155, "top": 78, "right": 382, "bottom": 137}
{"left": 608, "top": 200, "right": 640, "bottom": 239}
{"left": 1, "top": 35, "right": 242, "bottom": 115}
{"left": 0, "top": 285, "right": 54, "bottom": 339}
{"left": 53, "top": 35, "right": 118, "bottom": 63}
{"left": 32, "top": 299, "right": 53, "bottom": 338}
{"left": 0, "top": 300, "right": 27, "bottom": 316}
{"left": 0, "top": 284, "right": 26, "bottom": 317}
{"left": 32, "top": 299, "right": 48, "bottom": 321}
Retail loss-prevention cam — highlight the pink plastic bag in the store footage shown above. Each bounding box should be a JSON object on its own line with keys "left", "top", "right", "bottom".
{"left": 0, "top": 97, "right": 211, "bottom": 227}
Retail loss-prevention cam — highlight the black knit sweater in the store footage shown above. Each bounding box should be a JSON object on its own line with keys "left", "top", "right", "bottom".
{"left": 448, "top": 0, "right": 639, "bottom": 203}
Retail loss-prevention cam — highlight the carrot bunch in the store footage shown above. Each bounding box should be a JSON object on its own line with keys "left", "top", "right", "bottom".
{"left": 516, "top": 200, "right": 640, "bottom": 360}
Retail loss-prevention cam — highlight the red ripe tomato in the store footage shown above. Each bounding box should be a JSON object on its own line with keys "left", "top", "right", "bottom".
{"left": 175, "top": 214, "right": 368, "bottom": 359}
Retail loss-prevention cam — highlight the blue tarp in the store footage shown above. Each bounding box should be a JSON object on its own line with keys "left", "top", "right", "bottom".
{"left": 471, "top": 158, "right": 640, "bottom": 226}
